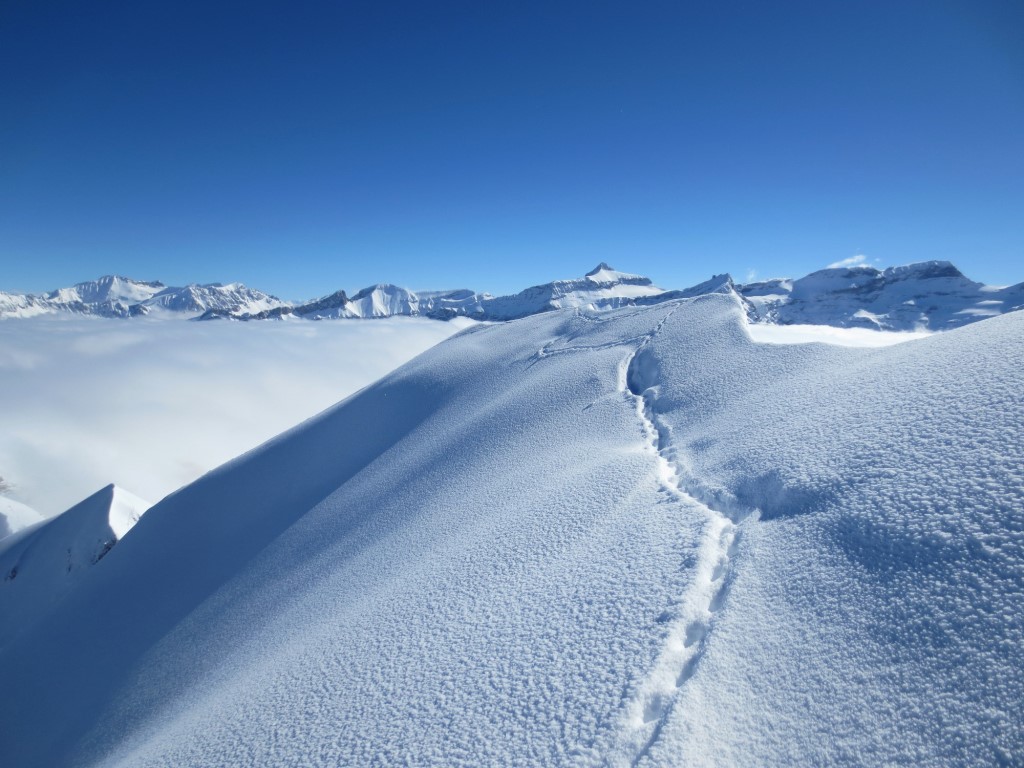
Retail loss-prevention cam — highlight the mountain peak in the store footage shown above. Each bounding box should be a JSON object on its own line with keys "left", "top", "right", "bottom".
{"left": 585, "top": 262, "right": 616, "bottom": 277}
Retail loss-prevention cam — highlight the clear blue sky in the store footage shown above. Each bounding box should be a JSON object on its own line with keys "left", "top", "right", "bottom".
{"left": 2, "top": 0, "right": 1022, "bottom": 299}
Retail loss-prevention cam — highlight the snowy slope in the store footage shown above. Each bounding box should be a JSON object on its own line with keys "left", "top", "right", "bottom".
{"left": 0, "top": 496, "right": 43, "bottom": 539}
{"left": 0, "top": 296, "right": 1019, "bottom": 766}
{"left": 612, "top": 298, "right": 1024, "bottom": 764}
{"left": 0, "top": 485, "right": 149, "bottom": 647}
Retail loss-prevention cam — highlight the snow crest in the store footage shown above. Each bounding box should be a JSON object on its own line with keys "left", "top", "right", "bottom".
{"left": 609, "top": 312, "right": 752, "bottom": 765}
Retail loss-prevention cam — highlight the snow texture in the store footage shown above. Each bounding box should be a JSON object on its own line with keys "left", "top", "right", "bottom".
{"left": 0, "top": 296, "right": 1020, "bottom": 766}
{"left": 0, "top": 496, "right": 42, "bottom": 540}
{"left": 0, "top": 484, "right": 149, "bottom": 647}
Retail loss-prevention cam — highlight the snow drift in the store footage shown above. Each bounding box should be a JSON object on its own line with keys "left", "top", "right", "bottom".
{"left": 0, "top": 295, "right": 1020, "bottom": 766}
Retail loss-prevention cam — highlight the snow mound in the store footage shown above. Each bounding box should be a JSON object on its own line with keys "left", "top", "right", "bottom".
{"left": 0, "top": 484, "right": 149, "bottom": 647}
{"left": 0, "top": 298, "right": 1020, "bottom": 766}
{"left": 0, "top": 496, "right": 43, "bottom": 540}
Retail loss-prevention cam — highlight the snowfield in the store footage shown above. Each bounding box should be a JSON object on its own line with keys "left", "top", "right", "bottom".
{"left": 0, "top": 295, "right": 1020, "bottom": 766}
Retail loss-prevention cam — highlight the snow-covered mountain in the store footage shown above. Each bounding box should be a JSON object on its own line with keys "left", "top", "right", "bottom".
{"left": 740, "top": 260, "right": 1024, "bottom": 330}
{"left": 0, "top": 294, "right": 1019, "bottom": 766}
{"left": 200, "top": 263, "right": 665, "bottom": 321}
{"left": 0, "top": 276, "right": 286, "bottom": 319}
{"left": 475, "top": 262, "right": 666, "bottom": 320}
{"left": 191, "top": 261, "right": 1024, "bottom": 330}
{"left": 0, "top": 275, "right": 164, "bottom": 318}
{"left": 4, "top": 261, "right": 1023, "bottom": 330}
{"left": 294, "top": 284, "right": 488, "bottom": 320}
{"left": 0, "top": 484, "right": 149, "bottom": 647}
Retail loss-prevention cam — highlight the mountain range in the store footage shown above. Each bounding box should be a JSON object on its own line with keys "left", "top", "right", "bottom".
{"left": 3, "top": 261, "right": 1022, "bottom": 331}
{"left": 0, "top": 275, "right": 286, "bottom": 319}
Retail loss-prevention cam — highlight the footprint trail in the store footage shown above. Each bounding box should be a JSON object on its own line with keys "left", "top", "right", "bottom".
{"left": 608, "top": 314, "right": 754, "bottom": 767}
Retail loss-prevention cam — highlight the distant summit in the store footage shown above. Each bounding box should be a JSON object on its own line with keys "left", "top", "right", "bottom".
{"left": 3, "top": 261, "right": 1022, "bottom": 331}
{"left": 738, "top": 259, "right": 1024, "bottom": 330}
{"left": 583, "top": 263, "right": 653, "bottom": 285}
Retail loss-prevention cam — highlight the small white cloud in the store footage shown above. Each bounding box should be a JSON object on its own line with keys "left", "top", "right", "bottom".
{"left": 744, "top": 269, "right": 758, "bottom": 282}
{"left": 827, "top": 254, "right": 869, "bottom": 269}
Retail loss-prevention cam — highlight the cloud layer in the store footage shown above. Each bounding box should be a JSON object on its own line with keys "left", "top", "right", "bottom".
{"left": 0, "top": 316, "right": 469, "bottom": 516}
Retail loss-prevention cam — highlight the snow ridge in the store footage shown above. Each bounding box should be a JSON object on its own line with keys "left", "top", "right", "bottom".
{"left": 611, "top": 309, "right": 753, "bottom": 766}
{"left": 0, "top": 484, "right": 150, "bottom": 648}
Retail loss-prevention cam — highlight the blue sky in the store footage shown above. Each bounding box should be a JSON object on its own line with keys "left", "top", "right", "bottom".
{"left": 2, "top": 0, "right": 1022, "bottom": 299}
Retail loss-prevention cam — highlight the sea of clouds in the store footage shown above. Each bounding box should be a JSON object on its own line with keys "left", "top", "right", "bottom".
{"left": 0, "top": 315, "right": 471, "bottom": 517}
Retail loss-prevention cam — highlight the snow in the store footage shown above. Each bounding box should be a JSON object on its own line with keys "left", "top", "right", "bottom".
{"left": 297, "top": 284, "right": 487, "bottom": 320}
{"left": 633, "top": 297, "right": 1024, "bottom": 765}
{"left": 585, "top": 262, "right": 651, "bottom": 284}
{"left": 0, "top": 485, "right": 150, "bottom": 647}
{"left": 140, "top": 282, "right": 287, "bottom": 315}
{"left": 282, "top": 264, "right": 664, "bottom": 321}
{"left": 0, "top": 292, "right": 53, "bottom": 319}
{"left": 0, "top": 296, "right": 1021, "bottom": 766}
{"left": 65, "top": 276, "right": 165, "bottom": 305}
{"left": 745, "top": 322, "right": 930, "bottom": 347}
{"left": 0, "top": 315, "right": 472, "bottom": 515}
{"left": 5, "top": 262, "right": 1022, "bottom": 331}
{"left": 0, "top": 496, "right": 42, "bottom": 539}
{"left": 0, "top": 277, "right": 285, "bottom": 319}
{"left": 741, "top": 260, "right": 1024, "bottom": 330}
{"left": 478, "top": 264, "right": 666, "bottom": 319}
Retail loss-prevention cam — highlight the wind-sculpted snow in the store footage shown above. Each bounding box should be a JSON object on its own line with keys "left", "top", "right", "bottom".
{"left": 631, "top": 297, "right": 1024, "bottom": 764}
{"left": 0, "top": 496, "right": 42, "bottom": 540}
{"left": 0, "top": 296, "right": 1020, "bottom": 766}
{"left": 0, "top": 485, "right": 149, "bottom": 648}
